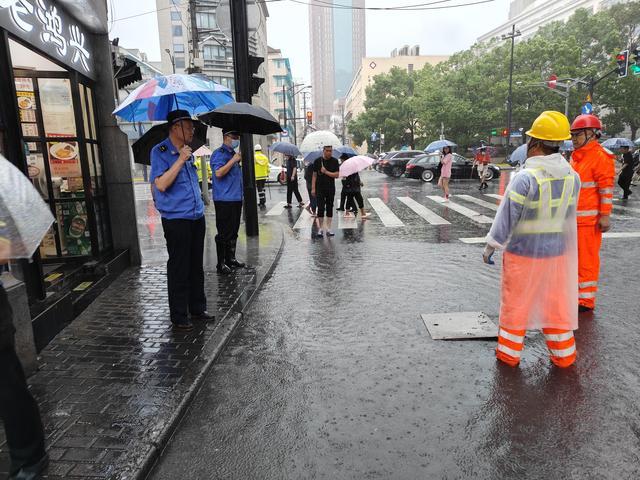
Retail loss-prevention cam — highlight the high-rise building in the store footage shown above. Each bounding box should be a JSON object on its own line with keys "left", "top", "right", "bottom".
{"left": 309, "top": 0, "right": 366, "bottom": 129}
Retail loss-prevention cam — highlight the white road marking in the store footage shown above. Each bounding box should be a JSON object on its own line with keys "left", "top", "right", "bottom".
{"left": 614, "top": 204, "right": 640, "bottom": 214}
{"left": 426, "top": 196, "right": 494, "bottom": 224}
{"left": 293, "top": 210, "right": 316, "bottom": 229}
{"left": 265, "top": 201, "right": 286, "bottom": 216}
{"left": 458, "top": 237, "right": 486, "bottom": 244}
{"left": 454, "top": 194, "right": 500, "bottom": 211}
{"left": 338, "top": 214, "right": 359, "bottom": 229}
{"left": 397, "top": 197, "right": 450, "bottom": 225}
{"left": 459, "top": 231, "right": 640, "bottom": 244}
{"left": 367, "top": 198, "right": 405, "bottom": 227}
{"left": 484, "top": 193, "right": 504, "bottom": 201}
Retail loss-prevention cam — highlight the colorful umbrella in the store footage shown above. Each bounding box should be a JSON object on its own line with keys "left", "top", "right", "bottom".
{"left": 0, "top": 155, "right": 54, "bottom": 259}
{"left": 339, "top": 155, "right": 375, "bottom": 178}
{"left": 113, "top": 74, "right": 234, "bottom": 122}
{"left": 425, "top": 139, "right": 456, "bottom": 153}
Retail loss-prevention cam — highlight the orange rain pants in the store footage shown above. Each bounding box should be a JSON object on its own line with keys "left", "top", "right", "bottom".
{"left": 577, "top": 224, "right": 602, "bottom": 309}
{"left": 496, "top": 251, "right": 577, "bottom": 368}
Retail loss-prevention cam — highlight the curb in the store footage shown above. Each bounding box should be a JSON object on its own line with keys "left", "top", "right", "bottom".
{"left": 134, "top": 224, "right": 286, "bottom": 480}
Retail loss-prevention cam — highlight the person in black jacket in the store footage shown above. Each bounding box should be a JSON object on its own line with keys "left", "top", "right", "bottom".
{"left": 343, "top": 171, "right": 370, "bottom": 219}
{"left": 304, "top": 160, "right": 317, "bottom": 216}
{"left": 284, "top": 155, "right": 304, "bottom": 208}
{"left": 618, "top": 146, "right": 634, "bottom": 199}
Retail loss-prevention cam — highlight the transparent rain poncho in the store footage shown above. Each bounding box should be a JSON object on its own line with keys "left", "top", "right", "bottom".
{"left": 487, "top": 153, "right": 581, "bottom": 331}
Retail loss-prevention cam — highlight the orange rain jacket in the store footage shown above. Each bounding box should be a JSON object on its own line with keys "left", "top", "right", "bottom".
{"left": 571, "top": 141, "right": 616, "bottom": 225}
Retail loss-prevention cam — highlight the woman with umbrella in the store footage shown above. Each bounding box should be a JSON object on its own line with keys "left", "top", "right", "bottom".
{"left": 618, "top": 145, "right": 634, "bottom": 200}
{"left": 439, "top": 146, "right": 453, "bottom": 201}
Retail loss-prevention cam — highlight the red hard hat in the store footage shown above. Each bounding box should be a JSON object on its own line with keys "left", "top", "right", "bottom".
{"left": 570, "top": 114, "right": 602, "bottom": 131}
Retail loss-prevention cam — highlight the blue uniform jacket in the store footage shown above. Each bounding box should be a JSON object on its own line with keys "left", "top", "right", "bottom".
{"left": 149, "top": 138, "right": 204, "bottom": 220}
{"left": 211, "top": 144, "right": 244, "bottom": 202}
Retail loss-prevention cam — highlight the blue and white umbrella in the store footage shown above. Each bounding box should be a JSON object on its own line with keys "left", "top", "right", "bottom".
{"left": 336, "top": 145, "right": 357, "bottom": 158}
{"left": 303, "top": 150, "right": 323, "bottom": 165}
{"left": 509, "top": 144, "right": 528, "bottom": 167}
{"left": 113, "top": 74, "right": 234, "bottom": 122}
{"left": 602, "top": 137, "right": 635, "bottom": 149}
{"left": 270, "top": 142, "right": 301, "bottom": 157}
{"left": 560, "top": 140, "right": 574, "bottom": 152}
{"left": 424, "top": 139, "right": 456, "bottom": 153}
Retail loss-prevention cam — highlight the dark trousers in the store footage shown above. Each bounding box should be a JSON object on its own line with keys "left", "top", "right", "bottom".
{"left": 287, "top": 178, "right": 302, "bottom": 204}
{"left": 618, "top": 174, "right": 632, "bottom": 198}
{"left": 0, "top": 287, "right": 46, "bottom": 476}
{"left": 346, "top": 192, "right": 364, "bottom": 212}
{"left": 256, "top": 179, "right": 266, "bottom": 205}
{"left": 214, "top": 200, "right": 242, "bottom": 247}
{"left": 161, "top": 216, "right": 207, "bottom": 324}
{"left": 306, "top": 181, "right": 317, "bottom": 212}
{"left": 339, "top": 190, "right": 347, "bottom": 210}
{"left": 316, "top": 188, "right": 335, "bottom": 218}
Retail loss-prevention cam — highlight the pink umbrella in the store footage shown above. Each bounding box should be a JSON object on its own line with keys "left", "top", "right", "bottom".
{"left": 339, "top": 155, "right": 374, "bottom": 177}
{"left": 193, "top": 145, "right": 212, "bottom": 156}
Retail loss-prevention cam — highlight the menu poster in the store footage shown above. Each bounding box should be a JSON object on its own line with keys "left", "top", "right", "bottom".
{"left": 38, "top": 78, "right": 77, "bottom": 138}
{"left": 48, "top": 141, "right": 81, "bottom": 177}
{"left": 27, "top": 142, "right": 38, "bottom": 151}
{"left": 26, "top": 153, "right": 48, "bottom": 199}
{"left": 17, "top": 92, "right": 37, "bottom": 122}
{"left": 21, "top": 123, "right": 39, "bottom": 137}
{"left": 14, "top": 78, "right": 34, "bottom": 92}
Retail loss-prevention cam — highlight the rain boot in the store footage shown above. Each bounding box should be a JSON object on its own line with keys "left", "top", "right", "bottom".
{"left": 216, "top": 241, "right": 231, "bottom": 275}
{"left": 226, "top": 242, "right": 246, "bottom": 269}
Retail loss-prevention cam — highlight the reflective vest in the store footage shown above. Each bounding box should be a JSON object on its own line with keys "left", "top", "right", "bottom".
{"left": 254, "top": 152, "right": 270, "bottom": 181}
{"left": 512, "top": 167, "right": 577, "bottom": 235}
{"left": 570, "top": 141, "right": 616, "bottom": 226}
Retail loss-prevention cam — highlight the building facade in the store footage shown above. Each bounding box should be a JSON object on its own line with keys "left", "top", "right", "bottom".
{"left": 267, "top": 47, "right": 295, "bottom": 143}
{"left": 309, "top": 0, "right": 365, "bottom": 129}
{"left": 478, "top": 0, "right": 630, "bottom": 42}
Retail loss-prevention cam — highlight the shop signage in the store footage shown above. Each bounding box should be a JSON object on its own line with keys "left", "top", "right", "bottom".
{"left": 0, "top": 0, "right": 95, "bottom": 78}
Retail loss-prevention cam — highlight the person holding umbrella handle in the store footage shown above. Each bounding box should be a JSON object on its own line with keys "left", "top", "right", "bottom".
{"left": 150, "top": 109, "right": 214, "bottom": 331}
{"left": 311, "top": 145, "right": 340, "bottom": 237}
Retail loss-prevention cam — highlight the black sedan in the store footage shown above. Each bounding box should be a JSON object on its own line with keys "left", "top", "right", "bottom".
{"left": 404, "top": 153, "right": 501, "bottom": 182}
{"left": 378, "top": 150, "right": 426, "bottom": 177}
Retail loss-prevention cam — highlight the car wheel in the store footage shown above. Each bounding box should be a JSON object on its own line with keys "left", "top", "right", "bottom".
{"left": 392, "top": 166, "right": 403, "bottom": 177}
{"left": 421, "top": 169, "right": 434, "bottom": 182}
{"left": 278, "top": 172, "right": 287, "bottom": 185}
{"left": 484, "top": 169, "right": 495, "bottom": 181}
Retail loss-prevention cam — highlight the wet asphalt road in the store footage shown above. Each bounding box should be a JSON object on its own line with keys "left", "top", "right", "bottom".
{"left": 149, "top": 170, "right": 640, "bottom": 479}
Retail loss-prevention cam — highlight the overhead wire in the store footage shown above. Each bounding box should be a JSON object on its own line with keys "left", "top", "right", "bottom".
{"left": 287, "top": 0, "right": 496, "bottom": 10}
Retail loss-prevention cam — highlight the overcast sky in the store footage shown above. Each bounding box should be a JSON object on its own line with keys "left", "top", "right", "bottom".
{"left": 110, "top": 0, "right": 511, "bottom": 83}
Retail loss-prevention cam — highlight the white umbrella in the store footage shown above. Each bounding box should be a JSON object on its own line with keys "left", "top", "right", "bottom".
{"left": 193, "top": 145, "right": 212, "bottom": 156}
{"left": 0, "top": 155, "right": 54, "bottom": 259}
{"left": 299, "top": 130, "right": 342, "bottom": 153}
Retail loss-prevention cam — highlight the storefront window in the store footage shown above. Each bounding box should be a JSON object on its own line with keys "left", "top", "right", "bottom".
{"left": 38, "top": 78, "right": 77, "bottom": 137}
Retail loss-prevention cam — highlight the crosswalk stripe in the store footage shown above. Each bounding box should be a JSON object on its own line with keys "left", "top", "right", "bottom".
{"left": 265, "top": 201, "right": 286, "bottom": 216}
{"left": 484, "top": 193, "right": 504, "bottom": 201}
{"left": 367, "top": 198, "right": 404, "bottom": 227}
{"left": 338, "top": 214, "right": 359, "bottom": 229}
{"left": 454, "top": 194, "right": 500, "bottom": 211}
{"left": 614, "top": 204, "right": 640, "bottom": 214}
{"left": 293, "top": 210, "right": 315, "bottom": 229}
{"left": 426, "top": 196, "right": 494, "bottom": 224}
{"left": 398, "top": 197, "right": 450, "bottom": 225}
{"left": 459, "top": 231, "right": 640, "bottom": 244}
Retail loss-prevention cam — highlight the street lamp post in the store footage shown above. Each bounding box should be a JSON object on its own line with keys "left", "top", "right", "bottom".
{"left": 164, "top": 49, "right": 175, "bottom": 74}
{"left": 501, "top": 25, "right": 521, "bottom": 159}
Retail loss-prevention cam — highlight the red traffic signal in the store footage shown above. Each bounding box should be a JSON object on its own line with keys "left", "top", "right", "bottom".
{"left": 547, "top": 74, "right": 558, "bottom": 89}
{"left": 306, "top": 111, "right": 313, "bottom": 125}
{"left": 501, "top": 128, "right": 509, "bottom": 137}
{"left": 616, "top": 50, "right": 629, "bottom": 78}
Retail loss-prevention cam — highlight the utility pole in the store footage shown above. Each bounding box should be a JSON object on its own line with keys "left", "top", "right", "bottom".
{"left": 341, "top": 102, "right": 346, "bottom": 145}
{"left": 302, "top": 92, "right": 307, "bottom": 138}
{"left": 282, "top": 84, "right": 287, "bottom": 141}
{"left": 502, "top": 25, "right": 521, "bottom": 159}
{"left": 188, "top": 0, "right": 200, "bottom": 74}
{"left": 291, "top": 87, "right": 298, "bottom": 145}
{"left": 230, "top": 0, "right": 259, "bottom": 236}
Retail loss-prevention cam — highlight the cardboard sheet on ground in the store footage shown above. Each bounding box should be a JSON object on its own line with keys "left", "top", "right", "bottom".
{"left": 421, "top": 312, "right": 497, "bottom": 340}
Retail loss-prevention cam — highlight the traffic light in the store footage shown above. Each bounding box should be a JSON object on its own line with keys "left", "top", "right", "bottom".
{"left": 547, "top": 74, "right": 558, "bottom": 89}
{"left": 306, "top": 111, "right": 313, "bottom": 125}
{"left": 248, "top": 55, "right": 265, "bottom": 96}
{"left": 491, "top": 128, "right": 497, "bottom": 136}
{"left": 631, "top": 47, "right": 640, "bottom": 76}
{"left": 616, "top": 50, "right": 629, "bottom": 78}
{"left": 501, "top": 128, "right": 509, "bottom": 137}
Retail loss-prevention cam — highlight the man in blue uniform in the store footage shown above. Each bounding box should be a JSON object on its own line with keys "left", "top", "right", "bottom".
{"left": 210, "top": 130, "right": 246, "bottom": 275}
{"left": 150, "top": 110, "right": 214, "bottom": 331}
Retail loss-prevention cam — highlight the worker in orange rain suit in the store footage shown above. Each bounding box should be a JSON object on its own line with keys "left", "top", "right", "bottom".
{"left": 569, "top": 114, "right": 616, "bottom": 313}
{"left": 483, "top": 111, "right": 581, "bottom": 368}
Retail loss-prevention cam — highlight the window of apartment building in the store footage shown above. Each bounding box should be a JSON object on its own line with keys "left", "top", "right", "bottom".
{"left": 172, "top": 26, "right": 183, "bottom": 37}
{"left": 272, "top": 59, "right": 286, "bottom": 69}
{"left": 408, "top": 64, "right": 414, "bottom": 73}
{"left": 174, "top": 44, "right": 185, "bottom": 54}
{"left": 174, "top": 57, "right": 185, "bottom": 69}
{"left": 196, "top": 12, "right": 216, "bottom": 29}
{"left": 274, "top": 76, "right": 289, "bottom": 87}
{"left": 170, "top": 11, "right": 181, "bottom": 21}
{"left": 202, "top": 45, "right": 226, "bottom": 60}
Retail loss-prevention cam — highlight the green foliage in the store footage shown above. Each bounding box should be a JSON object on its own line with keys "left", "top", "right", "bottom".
{"left": 349, "top": 1, "right": 640, "bottom": 152}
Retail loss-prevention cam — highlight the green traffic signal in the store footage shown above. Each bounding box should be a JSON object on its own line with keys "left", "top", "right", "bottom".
{"left": 632, "top": 64, "right": 640, "bottom": 76}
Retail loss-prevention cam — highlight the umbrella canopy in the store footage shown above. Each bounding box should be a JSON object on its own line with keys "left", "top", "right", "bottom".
{"left": 339, "top": 155, "right": 374, "bottom": 178}
{"left": 560, "top": 140, "right": 574, "bottom": 152}
{"left": 303, "top": 150, "right": 323, "bottom": 165}
{"left": 193, "top": 145, "right": 212, "bottom": 157}
{"left": 336, "top": 145, "right": 358, "bottom": 158}
{"left": 113, "top": 74, "right": 233, "bottom": 122}
{"left": 270, "top": 142, "right": 301, "bottom": 157}
{"left": 131, "top": 120, "right": 208, "bottom": 165}
{"left": 602, "top": 137, "right": 635, "bottom": 149}
{"left": 0, "top": 155, "right": 54, "bottom": 259}
{"left": 635, "top": 137, "right": 640, "bottom": 146}
{"left": 197, "top": 102, "right": 282, "bottom": 135}
{"left": 299, "top": 130, "right": 342, "bottom": 153}
{"left": 425, "top": 139, "right": 456, "bottom": 153}
{"left": 509, "top": 143, "right": 528, "bottom": 167}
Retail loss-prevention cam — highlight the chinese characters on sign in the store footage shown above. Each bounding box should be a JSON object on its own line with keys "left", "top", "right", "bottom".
{"left": 0, "top": 0, "right": 92, "bottom": 74}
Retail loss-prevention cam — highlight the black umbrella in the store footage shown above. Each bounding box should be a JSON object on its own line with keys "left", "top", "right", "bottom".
{"left": 197, "top": 102, "right": 283, "bottom": 135}
{"left": 132, "top": 120, "right": 208, "bottom": 165}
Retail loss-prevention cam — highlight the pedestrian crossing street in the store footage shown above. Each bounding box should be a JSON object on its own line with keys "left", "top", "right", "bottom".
{"left": 265, "top": 192, "right": 640, "bottom": 243}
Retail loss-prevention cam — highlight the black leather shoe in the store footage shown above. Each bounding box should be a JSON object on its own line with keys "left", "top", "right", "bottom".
{"left": 227, "top": 258, "right": 245, "bottom": 269}
{"left": 172, "top": 322, "right": 194, "bottom": 331}
{"left": 191, "top": 311, "right": 215, "bottom": 321}
{"left": 578, "top": 305, "right": 593, "bottom": 313}
{"left": 9, "top": 455, "right": 48, "bottom": 480}
{"left": 217, "top": 263, "right": 232, "bottom": 275}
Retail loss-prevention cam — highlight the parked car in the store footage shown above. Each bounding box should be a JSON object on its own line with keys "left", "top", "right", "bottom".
{"left": 378, "top": 150, "right": 425, "bottom": 177}
{"left": 404, "top": 153, "right": 501, "bottom": 182}
{"left": 267, "top": 163, "right": 287, "bottom": 185}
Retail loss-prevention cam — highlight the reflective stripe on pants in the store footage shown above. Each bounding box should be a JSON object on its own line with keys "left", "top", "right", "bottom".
{"left": 577, "top": 224, "right": 603, "bottom": 309}
{"left": 496, "top": 326, "right": 577, "bottom": 368}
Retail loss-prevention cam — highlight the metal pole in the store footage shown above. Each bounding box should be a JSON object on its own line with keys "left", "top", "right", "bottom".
{"left": 564, "top": 88, "right": 570, "bottom": 118}
{"left": 230, "top": 0, "right": 259, "bottom": 236}
{"left": 291, "top": 86, "right": 298, "bottom": 145}
{"left": 282, "top": 84, "right": 287, "bottom": 140}
{"left": 302, "top": 92, "right": 307, "bottom": 138}
{"left": 506, "top": 24, "right": 516, "bottom": 158}
{"left": 188, "top": 0, "right": 199, "bottom": 73}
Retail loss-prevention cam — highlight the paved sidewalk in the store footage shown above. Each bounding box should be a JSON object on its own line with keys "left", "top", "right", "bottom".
{"left": 0, "top": 221, "right": 284, "bottom": 480}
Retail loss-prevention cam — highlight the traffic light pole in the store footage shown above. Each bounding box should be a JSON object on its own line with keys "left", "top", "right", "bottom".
{"left": 502, "top": 25, "right": 520, "bottom": 159}
{"left": 230, "top": 0, "right": 259, "bottom": 237}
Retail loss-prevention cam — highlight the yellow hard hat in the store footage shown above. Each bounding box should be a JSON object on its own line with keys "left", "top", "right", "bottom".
{"left": 525, "top": 111, "right": 571, "bottom": 141}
